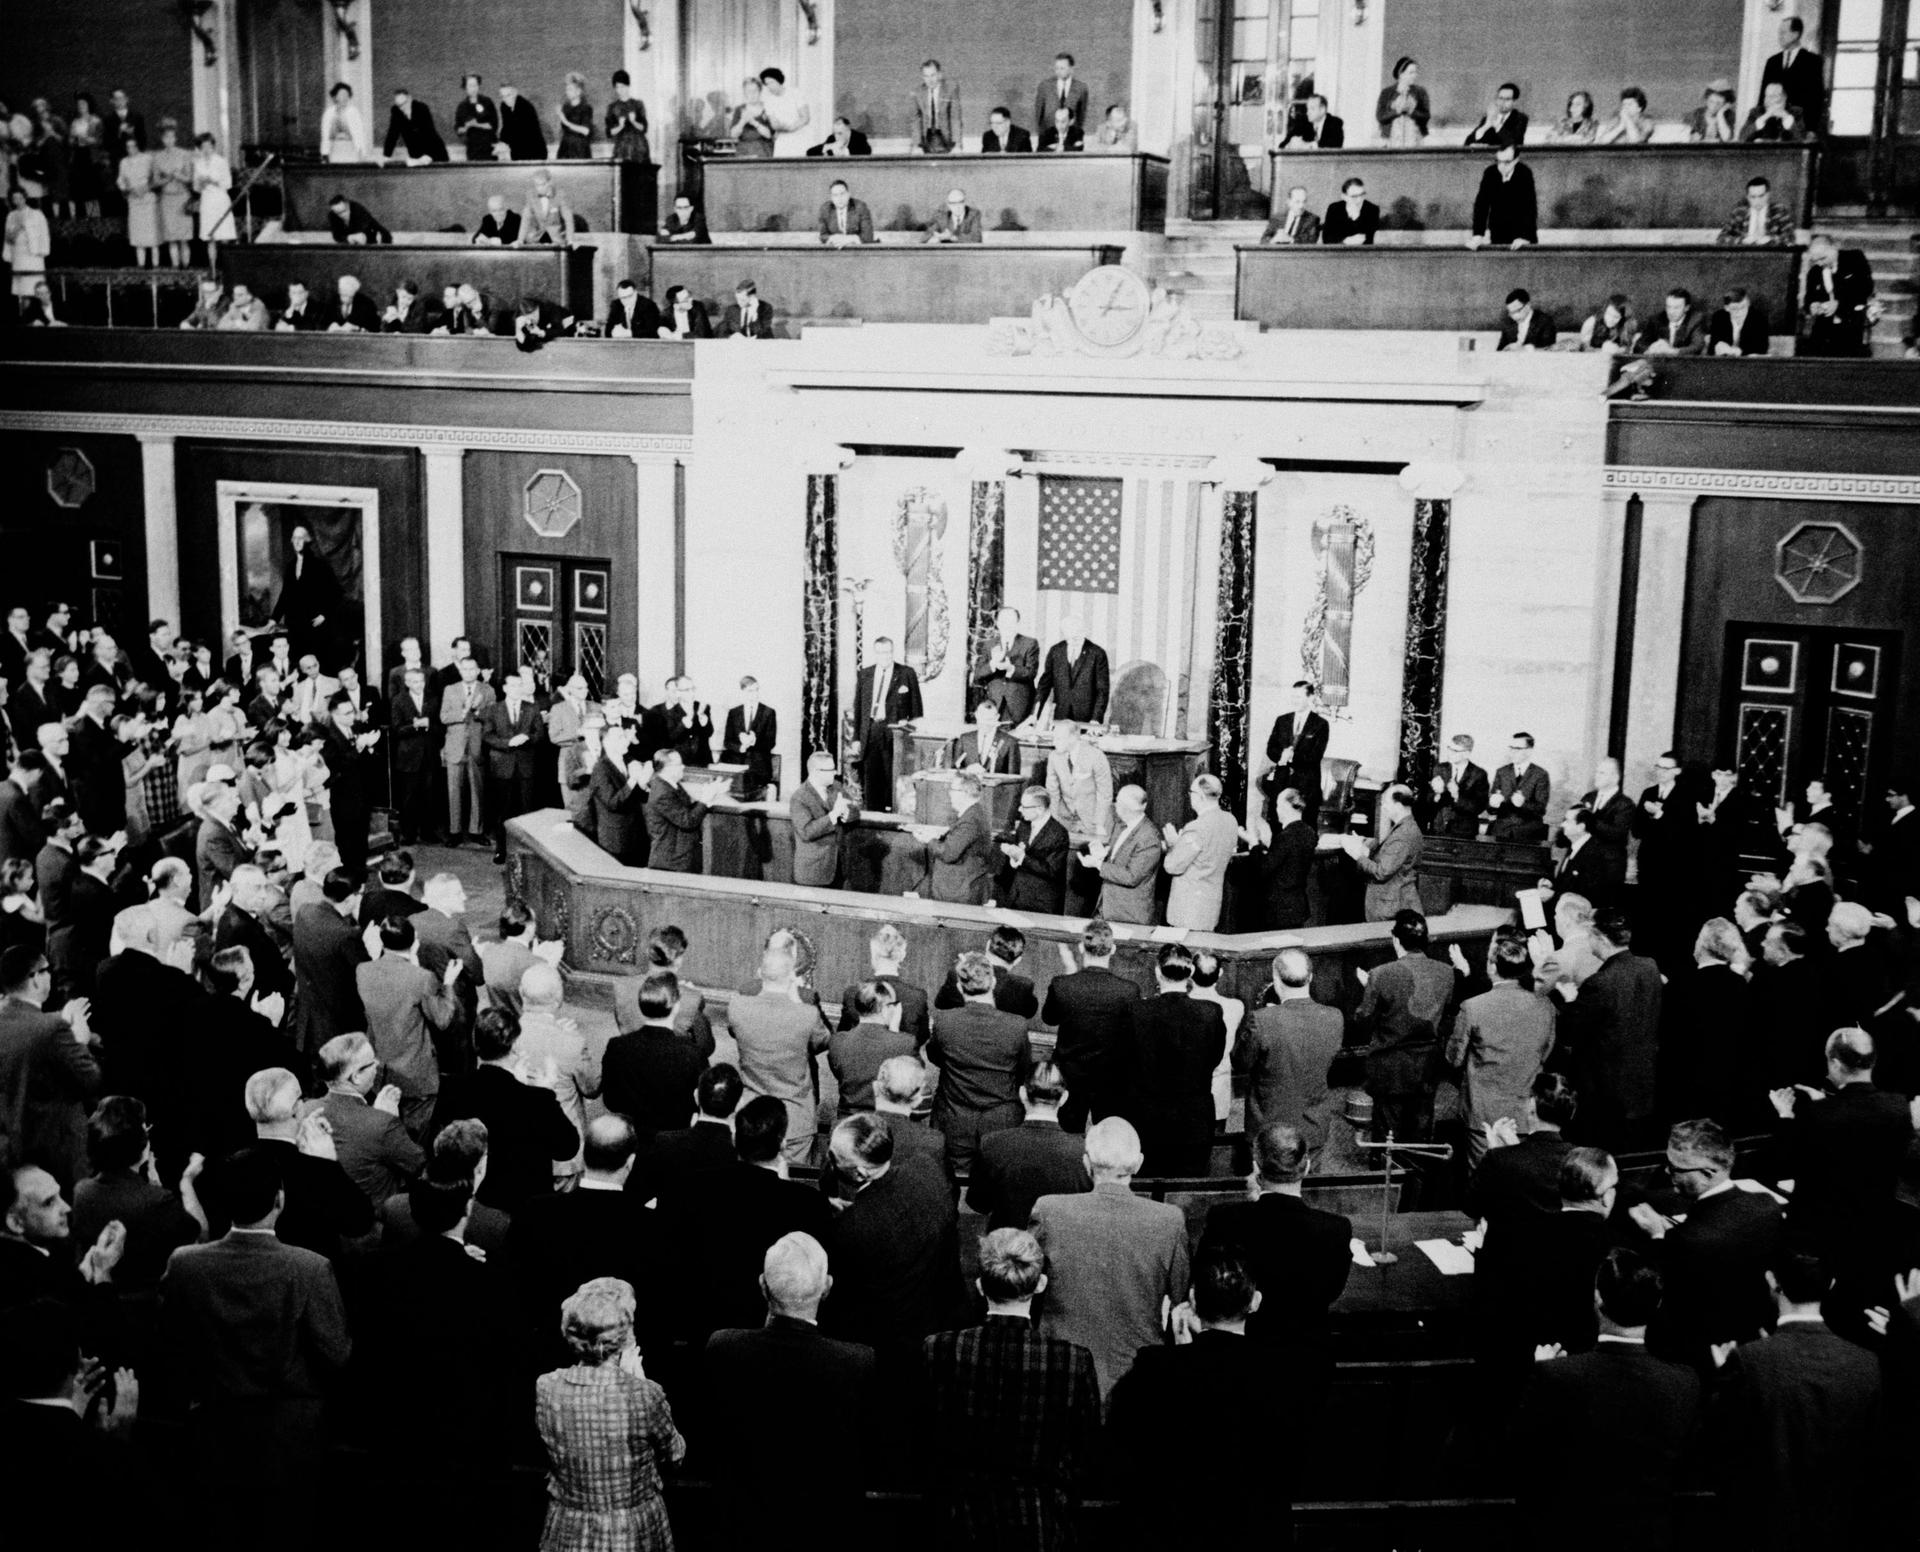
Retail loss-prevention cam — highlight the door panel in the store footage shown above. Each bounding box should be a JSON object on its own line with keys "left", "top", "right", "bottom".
{"left": 502, "top": 555, "right": 612, "bottom": 698}
{"left": 239, "top": 0, "right": 327, "bottom": 152}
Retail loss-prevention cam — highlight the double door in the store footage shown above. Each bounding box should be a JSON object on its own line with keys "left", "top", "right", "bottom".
{"left": 501, "top": 554, "right": 612, "bottom": 698}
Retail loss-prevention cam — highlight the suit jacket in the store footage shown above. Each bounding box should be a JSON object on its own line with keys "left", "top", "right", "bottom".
{"left": 658, "top": 210, "right": 710, "bottom": 243}
{"left": 949, "top": 728, "right": 1020, "bottom": 774}
{"left": 1202, "top": 1191, "right": 1352, "bottom": 1343}
{"left": 1252, "top": 817, "right": 1316, "bottom": 928}
{"left": 1761, "top": 45, "right": 1826, "bottom": 130}
{"left": 1464, "top": 109, "right": 1530, "bottom": 147}
{"left": 504, "top": 1182, "right": 672, "bottom": 1362}
{"left": 326, "top": 202, "right": 392, "bottom": 246}
{"left": 1634, "top": 310, "right": 1710, "bottom": 355}
{"left": 354, "top": 954, "right": 456, "bottom": 1104}
{"left": 700, "top": 1318, "right": 878, "bottom": 1507}
{"left": 720, "top": 299, "right": 778, "bottom": 337}
{"left": 1001, "top": 814, "right": 1069, "bottom": 915}
{"left": 826, "top": 1163, "right": 966, "bottom": 1346}
{"left": 1444, "top": 981, "right": 1555, "bottom": 1133}
{"left": 836, "top": 972, "right": 932, "bottom": 1045}
{"left": 966, "top": 1116, "right": 1088, "bottom": 1229}
{"left": 721, "top": 702, "right": 777, "bottom": 791}
{"left": 47, "top": 873, "right": 113, "bottom": 999}
{"left": 290, "top": 903, "right": 368, "bottom": 1054}
{"left": 1097, "top": 816, "right": 1164, "bottom": 924}
{"left": 1353, "top": 814, "right": 1424, "bottom": 920}
{"left": 1033, "top": 640, "right": 1109, "bottom": 724}
{"left": 0, "top": 780, "right": 46, "bottom": 867}
{"left": 320, "top": 293, "right": 383, "bottom": 333}
{"left": 1497, "top": 305, "right": 1557, "bottom": 349}
{"left": 657, "top": 1162, "right": 837, "bottom": 1339}
{"left": 851, "top": 661, "right": 923, "bottom": 746}
{"left": 605, "top": 292, "right": 659, "bottom": 338}
{"left": 970, "top": 631, "right": 1041, "bottom": 723}
{"left": 980, "top": 125, "right": 1035, "bottom": 153}
{"left": 318, "top": 1089, "right": 423, "bottom": 1205}
{"left": 517, "top": 190, "right": 573, "bottom": 247}
{"left": 929, "top": 1001, "right": 1034, "bottom": 1129}
{"left": 1465, "top": 1127, "right": 1572, "bottom": 1223}
{"left": 1650, "top": 1184, "right": 1783, "bottom": 1358}
{"left": 807, "top": 130, "right": 874, "bottom": 156}
{"left": 581, "top": 756, "right": 646, "bottom": 862}
{"left": 1719, "top": 197, "right": 1796, "bottom": 246}
{"left": 1801, "top": 250, "right": 1874, "bottom": 351}
{"left": 627, "top": 1117, "right": 733, "bottom": 1204}
{"left": 1121, "top": 992, "right": 1226, "bottom": 1171}
{"left": 1778, "top": 1082, "right": 1914, "bottom": 1269}
{"left": 1265, "top": 710, "right": 1330, "bottom": 800}
{"left": 1488, "top": 761, "right": 1552, "bottom": 834}
{"left": 1476, "top": 1206, "right": 1611, "bottom": 1358}
{"left": 1321, "top": 199, "right": 1379, "bottom": 244}
{"left": 66, "top": 715, "right": 125, "bottom": 837}
{"left": 644, "top": 777, "right": 708, "bottom": 873}
{"left": 1233, "top": 997, "right": 1344, "bottom": 1145}
{"left": 1561, "top": 950, "right": 1663, "bottom": 1128}
{"left": 933, "top": 961, "right": 1039, "bottom": 1025}
{"left": 1033, "top": 77, "right": 1091, "bottom": 133}
{"left": 1709, "top": 301, "right": 1772, "bottom": 356}
{"left": 500, "top": 95, "right": 548, "bottom": 160}
{"left": 911, "top": 83, "right": 961, "bottom": 153}
{"left": 438, "top": 680, "right": 495, "bottom": 765}
{"left": 1163, "top": 808, "right": 1240, "bottom": 930}
{"left": 214, "top": 902, "right": 293, "bottom": 1002}
{"left": 382, "top": 100, "right": 447, "bottom": 160}
{"left": 432, "top": 1062, "right": 580, "bottom": 1209}
{"left": 1357, "top": 951, "right": 1457, "bottom": 1092}
{"left": 479, "top": 697, "right": 543, "bottom": 780}
{"left": 602, "top": 1024, "right": 710, "bottom": 1141}
{"left": 789, "top": 780, "right": 845, "bottom": 887}
{"left": 1473, "top": 163, "right": 1538, "bottom": 244}
{"left": 1550, "top": 838, "right": 1625, "bottom": 907}
{"left": 1421, "top": 759, "right": 1489, "bottom": 837}
{"left": 1281, "top": 112, "right": 1346, "bottom": 149}
{"left": 826, "top": 1021, "right": 918, "bottom": 1119}
{"left": 1260, "top": 205, "right": 1323, "bottom": 245}
{"left": 0, "top": 993, "right": 101, "bottom": 1186}
{"left": 815, "top": 198, "right": 877, "bottom": 244}
{"left": 1039, "top": 966, "right": 1139, "bottom": 1113}
{"left": 928, "top": 801, "right": 997, "bottom": 905}
{"left": 1032, "top": 1181, "right": 1189, "bottom": 1396}
{"left": 924, "top": 204, "right": 983, "bottom": 242}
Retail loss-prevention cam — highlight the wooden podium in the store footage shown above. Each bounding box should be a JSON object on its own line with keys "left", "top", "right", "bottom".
{"left": 912, "top": 769, "right": 1025, "bottom": 830}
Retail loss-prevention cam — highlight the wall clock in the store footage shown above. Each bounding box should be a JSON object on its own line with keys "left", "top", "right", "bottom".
{"left": 1065, "top": 264, "right": 1152, "bottom": 350}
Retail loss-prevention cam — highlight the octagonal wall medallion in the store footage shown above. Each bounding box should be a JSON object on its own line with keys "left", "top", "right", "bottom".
{"left": 524, "top": 468, "right": 583, "bottom": 539}
{"left": 1774, "top": 521, "right": 1862, "bottom": 606}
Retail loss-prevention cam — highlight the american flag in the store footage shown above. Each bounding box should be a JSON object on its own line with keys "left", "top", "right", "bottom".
{"left": 1026, "top": 473, "right": 1206, "bottom": 738}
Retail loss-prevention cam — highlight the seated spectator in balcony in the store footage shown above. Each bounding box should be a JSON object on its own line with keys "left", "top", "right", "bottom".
{"left": 382, "top": 278, "right": 430, "bottom": 334}
{"left": 454, "top": 74, "right": 498, "bottom": 162}
{"left": 1321, "top": 177, "right": 1378, "bottom": 244}
{"left": 720, "top": 280, "right": 776, "bottom": 338}
{"left": 1578, "top": 293, "right": 1639, "bottom": 353}
{"left": 806, "top": 116, "right": 871, "bottom": 157}
{"left": 656, "top": 285, "right": 712, "bottom": 340}
{"left": 321, "top": 80, "right": 370, "bottom": 163}
{"left": 471, "top": 193, "right": 520, "bottom": 246}
{"left": 219, "top": 282, "right": 270, "bottom": 331}
{"left": 327, "top": 192, "right": 391, "bottom": 245}
{"left": 1463, "top": 82, "right": 1529, "bottom": 147}
{"left": 512, "top": 294, "right": 576, "bottom": 352}
{"left": 1469, "top": 143, "right": 1537, "bottom": 249}
{"left": 1497, "top": 288, "right": 1556, "bottom": 351}
{"left": 454, "top": 282, "right": 505, "bottom": 335}
{"left": 925, "top": 188, "right": 983, "bottom": 244}
{"left": 517, "top": 170, "right": 574, "bottom": 246}
{"left": 1595, "top": 86, "right": 1656, "bottom": 144}
{"left": 816, "top": 179, "right": 876, "bottom": 246}
{"left": 179, "top": 277, "right": 227, "bottom": 331}
{"left": 1742, "top": 81, "right": 1811, "bottom": 142}
{"left": 1279, "top": 94, "right": 1343, "bottom": 150}
{"left": 1094, "top": 104, "right": 1138, "bottom": 153}
{"left": 1718, "top": 175, "right": 1795, "bottom": 246}
{"left": 605, "top": 277, "right": 658, "bottom": 339}
{"left": 1038, "top": 105, "right": 1084, "bottom": 153}
{"left": 1709, "top": 287, "right": 1771, "bottom": 357}
{"left": 1687, "top": 78, "right": 1739, "bottom": 143}
{"left": 323, "top": 274, "right": 381, "bottom": 332}
{"left": 980, "top": 106, "right": 1032, "bottom": 154}
{"left": 1547, "top": 90, "right": 1598, "bottom": 144}
{"left": 427, "top": 283, "right": 461, "bottom": 333}
{"left": 659, "top": 192, "right": 709, "bottom": 243}
{"left": 383, "top": 88, "right": 448, "bottom": 164}
{"left": 497, "top": 84, "right": 548, "bottom": 161}
{"left": 275, "top": 280, "right": 323, "bottom": 331}
{"left": 1260, "top": 184, "right": 1321, "bottom": 245}
{"left": 1635, "top": 287, "right": 1709, "bottom": 355}
{"left": 19, "top": 279, "right": 65, "bottom": 327}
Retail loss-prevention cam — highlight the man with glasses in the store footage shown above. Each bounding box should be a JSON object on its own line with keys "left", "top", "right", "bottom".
{"left": 1162, "top": 774, "right": 1240, "bottom": 931}
{"left": 998, "top": 786, "right": 1069, "bottom": 915}
{"left": 1488, "top": 731, "right": 1551, "bottom": 842}
{"left": 317, "top": 1031, "right": 423, "bottom": 1206}
{"left": 924, "top": 187, "right": 983, "bottom": 244}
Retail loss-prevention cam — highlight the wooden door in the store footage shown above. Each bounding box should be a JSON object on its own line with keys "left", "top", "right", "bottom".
{"left": 501, "top": 555, "right": 613, "bottom": 699}
{"left": 239, "top": 0, "right": 327, "bottom": 154}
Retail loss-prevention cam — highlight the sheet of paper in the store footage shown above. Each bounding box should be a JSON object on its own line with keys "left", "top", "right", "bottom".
{"left": 1150, "top": 926, "right": 1190, "bottom": 943}
{"left": 1349, "top": 1237, "right": 1376, "bottom": 1268}
{"left": 1415, "top": 1239, "right": 1476, "bottom": 1275}
{"left": 1517, "top": 887, "right": 1548, "bottom": 931}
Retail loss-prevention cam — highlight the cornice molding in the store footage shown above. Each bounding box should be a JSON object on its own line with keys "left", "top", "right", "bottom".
{"left": 1604, "top": 466, "right": 1920, "bottom": 504}
{"left": 0, "top": 410, "right": 692, "bottom": 459}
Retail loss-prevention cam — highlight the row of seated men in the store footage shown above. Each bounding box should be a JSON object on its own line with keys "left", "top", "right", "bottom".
{"left": 170, "top": 274, "right": 579, "bottom": 345}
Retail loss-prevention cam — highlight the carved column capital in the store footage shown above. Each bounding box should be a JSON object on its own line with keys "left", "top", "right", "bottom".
{"left": 1397, "top": 461, "right": 1467, "bottom": 500}
{"left": 1207, "top": 455, "right": 1274, "bottom": 493}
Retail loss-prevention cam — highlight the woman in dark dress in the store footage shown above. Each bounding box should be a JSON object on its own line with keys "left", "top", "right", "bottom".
{"left": 557, "top": 72, "right": 594, "bottom": 159}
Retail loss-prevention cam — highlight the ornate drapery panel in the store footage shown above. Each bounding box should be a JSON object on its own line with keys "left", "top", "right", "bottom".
{"left": 801, "top": 472, "right": 838, "bottom": 762}
{"left": 964, "top": 478, "right": 1007, "bottom": 711}
{"left": 1206, "top": 488, "right": 1258, "bottom": 818}
{"left": 1396, "top": 496, "right": 1452, "bottom": 783}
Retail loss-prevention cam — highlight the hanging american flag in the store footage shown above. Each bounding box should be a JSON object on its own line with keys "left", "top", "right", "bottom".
{"left": 1037, "top": 476, "right": 1123, "bottom": 593}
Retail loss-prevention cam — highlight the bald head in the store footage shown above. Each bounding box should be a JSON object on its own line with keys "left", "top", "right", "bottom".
{"left": 520, "top": 962, "right": 563, "bottom": 1009}
{"left": 1084, "top": 1116, "right": 1143, "bottom": 1180}
{"left": 761, "top": 1231, "right": 831, "bottom": 1319}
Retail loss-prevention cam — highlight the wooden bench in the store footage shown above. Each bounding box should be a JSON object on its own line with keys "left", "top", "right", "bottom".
{"left": 219, "top": 241, "right": 597, "bottom": 317}
{"left": 280, "top": 159, "right": 656, "bottom": 236}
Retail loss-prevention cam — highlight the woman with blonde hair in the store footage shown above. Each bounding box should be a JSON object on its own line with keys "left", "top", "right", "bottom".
{"left": 536, "top": 1277, "right": 685, "bottom": 1551}
{"left": 557, "top": 72, "right": 594, "bottom": 158}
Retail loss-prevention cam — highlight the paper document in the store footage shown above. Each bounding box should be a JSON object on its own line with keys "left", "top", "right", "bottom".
{"left": 1149, "top": 926, "right": 1190, "bottom": 943}
{"left": 1415, "top": 1239, "right": 1476, "bottom": 1275}
{"left": 1517, "top": 888, "right": 1548, "bottom": 931}
{"left": 1349, "top": 1238, "right": 1377, "bottom": 1268}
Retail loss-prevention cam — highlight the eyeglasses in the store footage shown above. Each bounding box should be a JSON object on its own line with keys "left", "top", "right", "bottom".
{"left": 1664, "top": 1160, "right": 1711, "bottom": 1177}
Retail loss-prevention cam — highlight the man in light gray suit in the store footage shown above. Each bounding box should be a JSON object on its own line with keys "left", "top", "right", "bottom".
{"left": 1232, "top": 947, "right": 1345, "bottom": 1147}
{"left": 437, "top": 655, "right": 494, "bottom": 845}
{"left": 1162, "top": 773, "right": 1240, "bottom": 930}
{"left": 1444, "top": 933, "right": 1555, "bottom": 1162}
{"left": 1089, "top": 784, "right": 1163, "bottom": 925}
{"left": 1341, "top": 782, "right": 1424, "bottom": 920}
{"left": 1030, "top": 1115, "right": 1190, "bottom": 1401}
{"left": 790, "top": 751, "right": 853, "bottom": 888}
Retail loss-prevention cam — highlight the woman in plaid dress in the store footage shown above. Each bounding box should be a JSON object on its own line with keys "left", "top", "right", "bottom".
{"left": 536, "top": 1277, "right": 685, "bottom": 1552}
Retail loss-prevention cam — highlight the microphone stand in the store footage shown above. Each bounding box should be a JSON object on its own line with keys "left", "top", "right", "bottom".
{"left": 1355, "top": 1133, "right": 1454, "bottom": 1264}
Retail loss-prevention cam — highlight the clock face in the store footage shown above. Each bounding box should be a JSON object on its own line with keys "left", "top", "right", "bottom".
{"left": 1066, "top": 264, "right": 1151, "bottom": 348}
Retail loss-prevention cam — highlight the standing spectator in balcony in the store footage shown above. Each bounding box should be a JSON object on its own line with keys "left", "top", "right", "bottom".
{"left": 67, "top": 92, "right": 108, "bottom": 217}
{"left": 556, "top": 73, "right": 594, "bottom": 159}
{"left": 606, "top": 72, "right": 650, "bottom": 164}
{"left": 104, "top": 87, "right": 145, "bottom": 158}
{"left": 192, "top": 132, "right": 235, "bottom": 258}
{"left": 1321, "top": 176, "right": 1379, "bottom": 245}
{"left": 497, "top": 84, "right": 548, "bottom": 161}
{"left": 1279, "top": 94, "right": 1343, "bottom": 149}
{"left": 454, "top": 75, "right": 499, "bottom": 162}
{"left": 320, "top": 81, "right": 369, "bottom": 164}
{"left": 1799, "top": 233, "right": 1875, "bottom": 357}
{"left": 1469, "top": 144, "right": 1537, "bottom": 250}
{"left": 757, "top": 67, "right": 811, "bottom": 157}
{"left": 1742, "top": 81, "right": 1812, "bottom": 143}
{"left": 1761, "top": 14, "right": 1826, "bottom": 135}
{"left": 1547, "top": 90, "right": 1598, "bottom": 144}
{"left": 1034, "top": 53, "right": 1090, "bottom": 138}
{"left": 4, "top": 191, "right": 50, "bottom": 316}
{"left": 382, "top": 88, "right": 447, "bottom": 165}
{"left": 1376, "top": 57, "right": 1429, "bottom": 144}
{"left": 117, "top": 136, "right": 158, "bottom": 268}
{"left": 1719, "top": 175, "right": 1795, "bottom": 246}
{"left": 1595, "top": 87, "right": 1656, "bottom": 145}
{"left": 913, "top": 59, "right": 959, "bottom": 154}
{"left": 1688, "top": 79, "right": 1739, "bottom": 143}
{"left": 1464, "top": 83, "right": 1529, "bottom": 148}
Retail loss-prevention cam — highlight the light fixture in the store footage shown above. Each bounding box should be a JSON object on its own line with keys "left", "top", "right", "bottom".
{"left": 328, "top": 0, "right": 361, "bottom": 61}
{"left": 627, "top": 0, "right": 651, "bottom": 50}
{"left": 180, "top": 0, "right": 217, "bottom": 66}
{"left": 797, "top": 0, "right": 820, "bottom": 45}
{"left": 1151, "top": 0, "right": 1164, "bottom": 32}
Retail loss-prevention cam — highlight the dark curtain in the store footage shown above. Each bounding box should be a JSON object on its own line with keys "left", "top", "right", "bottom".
{"left": 964, "top": 479, "right": 1006, "bottom": 715}
{"left": 802, "top": 473, "right": 839, "bottom": 763}
{"left": 1397, "top": 496, "right": 1452, "bottom": 784}
{"left": 1206, "top": 488, "right": 1258, "bottom": 818}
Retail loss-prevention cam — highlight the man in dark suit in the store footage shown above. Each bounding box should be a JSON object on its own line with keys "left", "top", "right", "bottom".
{"left": 936, "top": 926, "right": 1040, "bottom": 1020}
{"left": 579, "top": 724, "right": 648, "bottom": 864}
{"left": 1261, "top": 680, "right": 1329, "bottom": 824}
{"left": 0, "top": 752, "right": 48, "bottom": 867}
{"left": 1463, "top": 82, "right": 1529, "bottom": 146}
{"left": 698, "top": 1231, "right": 878, "bottom": 1537}
{"left": 480, "top": 669, "right": 543, "bottom": 864}
{"left": 1556, "top": 908, "right": 1662, "bottom": 1151}
{"left": 1260, "top": 183, "right": 1323, "bottom": 245}
{"left": 928, "top": 951, "right": 1035, "bottom": 1177}
{"left": 948, "top": 698, "right": 1020, "bottom": 774}
{"left": 325, "top": 196, "right": 392, "bottom": 246}
{"left": 1278, "top": 93, "right": 1344, "bottom": 149}
{"left": 917, "top": 772, "right": 998, "bottom": 906}
{"left": 1514, "top": 1248, "right": 1705, "bottom": 1552}
{"left": 1544, "top": 805, "right": 1625, "bottom": 910}
{"left": 924, "top": 189, "right": 984, "bottom": 243}
{"left": 970, "top": 605, "right": 1041, "bottom": 725}
{"left": 816, "top": 180, "right": 877, "bottom": 246}
{"left": 911, "top": 61, "right": 961, "bottom": 154}
{"left": 1471, "top": 143, "right": 1537, "bottom": 247}
{"left": 1635, "top": 288, "right": 1711, "bottom": 356}
{"left": 1761, "top": 15, "right": 1826, "bottom": 133}
{"left": 46, "top": 838, "right": 114, "bottom": 1006}
{"left": 980, "top": 107, "right": 1033, "bottom": 153}
{"left": 1710, "top": 287, "right": 1772, "bottom": 356}
{"left": 1487, "top": 731, "right": 1551, "bottom": 840}
{"left": 1475, "top": 1145, "right": 1617, "bottom": 1371}
{"left": 1420, "top": 731, "right": 1489, "bottom": 837}
{"left": 806, "top": 116, "right": 873, "bottom": 156}
{"left": 658, "top": 192, "right": 710, "bottom": 243}
{"left": 601, "top": 971, "right": 710, "bottom": 1144}
{"left": 1710, "top": 1255, "right": 1883, "bottom": 1550}
{"left": 825, "top": 1112, "right": 966, "bottom": 1349}
{"left": 1032, "top": 618, "right": 1110, "bottom": 725}
{"left": 1799, "top": 233, "right": 1875, "bottom": 357}
{"left": 381, "top": 280, "right": 431, "bottom": 334}
{"left": 644, "top": 749, "right": 724, "bottom": 874}
{"left": 1120, "top": 944, "right": 1225, "bottom": 1177}
{"left": 431, "top": 1008, "right": 581, "bottom": 1209}
{"left": 1464, "top": 1070, "right": 1577, "bottom": 1225}
{"left": 320, "top": 692, "right": 377, "bottom": 876}
{"left": 852, "top": 636, "right": 922, "bottom": 812}
{"left": 965, "top": 1061, "right": 1088, "bottom": 1229}
{"left": 1496, "top": 287, "right": 1556, "bottom": 349}
{"left": 213, "top": 866, "right": 293, "bottom": 1007}
{"left": 65, "top": 686, "right": 125, "bottom": 838}
{"left": 789, "top": 751, "right": 852, "bottom": 888}
{"left": 381, "top": 88, "right": 448, "bottom": 161}
{"left": 835, "top": 924, "right": 932, "bottom": 1046}
{"left": 1248, "top": 785, "right": 1316, "bottom": 929}
{"left": 720, "top": 280, "right": 777, "bottom": 338}
{"left": 1033, "top": 54, "right": 1091, "bottom": 136}
{"left": 1354, "top": 909, "right": 1458, "bottom": 1142}
{"left": 1040, "top": 920, "right": 1139, "bottom": 1132}
{"left": 315, "top": 1032, "right": 423, "bottom": 1208}
{"left": 604, "top": 278, "right": 658, "bottom": 339}
{"left": 0, "top": 949, "right": 100, "bottom": 1189}
{"left": 1201, "top": 1122, "right": 1350, "bottom": 1344}
{"left": 628, "top": 1062, "right": 739, "bottom": 1204}
{"left": 721, "top": 677, "right": 778, "bottom": 798}
{"left": 997, "top": 786, "right": 1069, "bottom": 914}
{"left": 290, "top": 870, "right": 366, "bottom": 1056}
{"left": 385, "top": 669, "right": 434, "bottom": 844}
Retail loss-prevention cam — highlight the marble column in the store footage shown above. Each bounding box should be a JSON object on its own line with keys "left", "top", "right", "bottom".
{"left": 1204, "top": 456, "right": 1271, "bottom": 819}
{"left": 137, "top": 433, "right": 180, "bottom": 628}
{"left": 631, "top": 455, "right": 679, "bottom": 690}
{"left": 959, "top": 448, "right": 1017, "bottom": 716}
{"left": 1622, "top": 488, "right": 1697, "bottom": 787}
{"left": 419, "top": 444, "right": 466, "bottom": 658}
{"left": 1394, "top": 462, "right": 1467, "bottom": 785}
{"left": 798, "top": 445, "right": 853, "bottom": 763}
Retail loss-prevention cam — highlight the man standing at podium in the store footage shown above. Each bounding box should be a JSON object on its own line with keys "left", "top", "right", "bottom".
{"left": 852, "top": 636, "right": 922, "bottom": 813}
{"left": 950, "top": 699, "right": 1020, "bottom": 775}
{"left": 791, "top": 751, "right": 852, "bottom": 889}
{"left": 1260, "top": 681, "right": 1329, "bottom": 825}
{"left": 971, "top": 605, "right": 1040, "bottom": 725}
{"left": 1032, "top": 614, "right": 1110, "bottom": 727}
{"left": 916, "top": 772, "right": 997, "bottom": 906}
